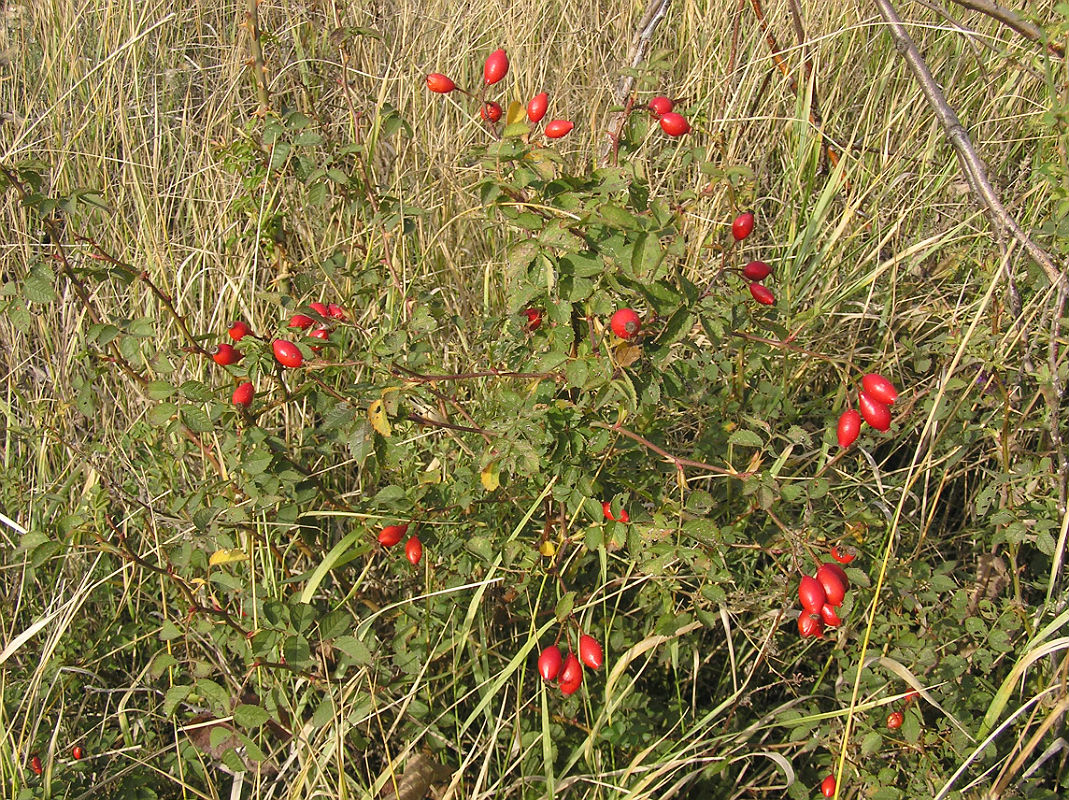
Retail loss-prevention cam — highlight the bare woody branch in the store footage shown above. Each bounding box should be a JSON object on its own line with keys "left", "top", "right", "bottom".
{"left": 872, "top": 0, "right": 1066, "bottom": 289}
{"left": 948, "top": 0, "right": 1065, "bottom": 58}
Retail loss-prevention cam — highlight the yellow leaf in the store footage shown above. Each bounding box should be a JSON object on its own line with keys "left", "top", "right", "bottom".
{"left": 209, "top": 549, "right": 247, "bottom": 567}
{"left": 368, "top": 398, "right": 392, "bottom": 436}
{"left": 480, "top": 461, "right": 500, "bottom": 492}
{"left": 505, "top": 100, "right": 525, "bottom": 126}
{"left": 539, "top": 540, "right": 557, "bottom": 557}
{"left": 615, "top": 343, "right": 642, "bottom": 368}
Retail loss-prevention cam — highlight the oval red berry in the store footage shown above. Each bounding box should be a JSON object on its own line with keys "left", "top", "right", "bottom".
{"left": 30, "top": 755, "right": 42, "bottom": 775}
{"left": 862, "top": 373, "right": 898, "bottom": 405}
{"left": 798, "top": 575, "right": 827, "bottom": 613}
{"left": 831, "top": 545, "right": 856, "bottom": 564}
{"left": 272, "top": 339, "right": 303, "bottom": 368}
{"left": 426, "top": 73, "right": 456, "bottom": 93}
{"left": 610, "top": 308, "right": 641, "bottom": 339}
{"left": 72, "top": 746, "right": 84, "bottom": 760}
{"left": 378, "top": 524, "right": 408, "bottom": 548}
{"left": 212, "top": 343, "right": 243, "bottom": 366}
{"left": 659, "top": 112, "right": 690, "bottom": 136}
{"left": 797, "top": 610, "right": 824, "bottom": 638}
{"left": 481, "top": 101, "right": 503, "bottom": 123}
{"left": 887, "top": 710, "right": 904, "bottom": 729}
{"left": 821, "top": 774, "right": 836, "bottom": 798}
{"left": 227, "top": 320, "right": 250, "bottom": 341}
{"left": 837, "top": 409, "right": 861, "bottom": 448}
{"left": 559, "top": 676, "right": 582, "bottom": 695}
{"left": 288, "top": 313, "right": 314, "bottom": 330}
{"left": 405, "top": 536, "right": 422, "bottom": 565}
{"left": 232, "top": 381, "right": 254, "bottom": 407}
{"left": 820, "top": 603, "right": 842, "bottom": 627}
{"left": 527, "top": 92, "right": 548, "bottom": 123}
{"left": 544, "top": 119, "right": 574, "bottom": 139}
{"left": 732, "top": 212, "right": 755, "bottom": 241}
{"left": 648, "top": 96, "right": 673, "bottom": 116}
{"left": 559, "top": 652, "right": 582, "bottom": 685}
{"left": 327, "top": 303, "right": 347, "bottom": 320}
{"left": 538, "top": 645, "right": 563, "bottom": 681}
{"left": 816, "top": 568, "right": 846, "bottom": 607}
{"left": 749, "top": 283, "right": 775, "bottom": 305}
{"left": 523, "top": 308, "right": 542, "bottom": 331}
{"left": 742, "top": 260, "right": 771, "bottom": 281}
{"left": 309, "top": 302, "right": 329, "bottom": 317}
{"left": 858, "top": 390, "right": 891, "bottom": 431}
{"left": 483, "top": 48, "right": 508, "bottom": 85}
{"left": 578, "top": 634, "right": 603, "bottom": 670}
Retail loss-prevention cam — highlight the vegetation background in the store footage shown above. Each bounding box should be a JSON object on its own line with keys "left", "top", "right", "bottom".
{"left": 2, "top": 0, "right": 1068, "bottom": 798}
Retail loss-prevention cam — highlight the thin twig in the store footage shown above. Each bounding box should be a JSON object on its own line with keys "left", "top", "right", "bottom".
{"left": 601, "top": 0, "right": 672, "bottom": 164}
{"left": 947, "top": 0, "right": 1065, "bottom": 58}
{"left": 872, "top": 0, "right": 1067, "bottom": 289}
{"left": 590, "top": 422, "right": 746, "bottom": 477}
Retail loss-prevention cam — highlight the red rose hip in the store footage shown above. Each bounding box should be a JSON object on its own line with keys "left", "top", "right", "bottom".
{"left": 648, "top": 96, "right": 673, "bottom": 116}
{"left": 523, "top": 308, "right": 543, "bottom": 331}
{"left": 481, "top": 101, "right": 503, "bottom": 123}
{"left": 610, "top": 308, "right": 641, "bottom": 339}
{"left": 858, "top": 390, "right": 891, "bottom": 431}
{"left": 483, "top": 49, "right": 508, "bottom": 85}
{"left": 742, "top": 260, "right": 771, "bottom": 281}
{"left": 272, "top": 339, "right": 303, "bottom": 368}
{"left": 378, "top": 523, "right": 409, "bottom": 547}
{"left": 227, "top": 320, "right": 250, "bottom": 341}
{"left": 544, "top": 120, "right": 574, "bottom": 139}
{"left": 659, "top": 112, "right": 690, "bottom": 136}
{"left": 232, "top": 381, "right": 254, "bottom": 407}
{"left": 538, "top": 645, "right": 563, "bottom": 681}
{"left": 559, "top": 652, "right": 582, "bottom": 685}
{"left": 798, "top": 575, "right": 827, "bottom": 613}
{"left": 820, "top": 603, "right": 843, "bottom": 627}
{"left": 887, "top": 710, "right": 904, "bottom": 729}
{"left": 426, "top": 73, "right": 456, "bottom": 93}
{"left": 288, "top": 313, "right": 314, "bottom": 330}
{"left": 862, "top": 373, "right": 898, "bottom": 405}
{"left": 816, "top": 564, "right": 847, "bottom": 606}
{"left": 831, "top": 545, "right": 856, "bottom": 564}
{"left": 578, "top": 634, "right": 603, "bottom": 669}
{"left": 527, "top": 92, "right": 548, "bottom": 123}
{"left": 749, "top": 283, "right": 775, "bottom": 305}
{"left": 821, "top": 774, "right": 836, "bottom": 797}
{"left": 212, "top": 343, "right": 243, "bottom": 366}
{"left": 405, "top": 536, "right": 423, "bottom": 565}
{"left": 837, "top": 409, "right": 862, "bottom": 448}
{"left": 797, "top": 611, "right": 824, "bottom": 638}
{"left": 732, "top": 212, "right": 755, "bottom": 241}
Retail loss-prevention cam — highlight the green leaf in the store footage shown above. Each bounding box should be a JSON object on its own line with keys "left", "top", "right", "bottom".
{"left": 333, "top": 635, "right": 373, "bottom": 665}
{"left": 146, "top": 381, "right": 175, "bottom": 400}
{"left": 181, "top": 405, "right": 213, "bottom": 433}
{"left": 148, "top": 402, "right": 177, "bottom": 427}
{"left": 554, "top": 591, "right": 576, "bottom": 622}
{"left": 163, "top": 684, "right": 192, "bottom": 716}
{"left": 728, "top": 429, "right": 763, "bottom": 448}
{"left": 22, "top": 267, "right": 56, "bottom": 304}
{"left": 233, "top": 703, "right": 270, "bottom": 728}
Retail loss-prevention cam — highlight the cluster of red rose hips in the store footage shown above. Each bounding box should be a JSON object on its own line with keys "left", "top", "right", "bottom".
{"left": 601, "top": 500, "right": 629, "bottom": 523}
{"left": 724, "top": 211, "right": 777, "bottom": 307}
{"left": 426, "top": 49, "right": 574, "bottom": 139}
{"left": 836, "top": 373, "right": 899, "bottom": 447}
{"left": 646, "top": 94, "right": 690, "bottom": 136}
{"left": 205, "top": 301, "right": 347, "bottom": 408}
{"left": 537, "top": 631, "right": 604, "bottom": 695}
{"left": 26, "top": 745, "right": 85, "bottom": 777}
{"left": 886, "top": 688, "right": 919, "bottom": 731}
{"left": 377, "top": 523, "right": 422, "bottom": 566}
{"left": 520, "top": 306, "right": 643, "bottom": 342}
{"left": 796, "top": 546, "right": 855, "bottom": 638}
{"left": 426, "top": 50, "right": 693, "bottom": 143}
